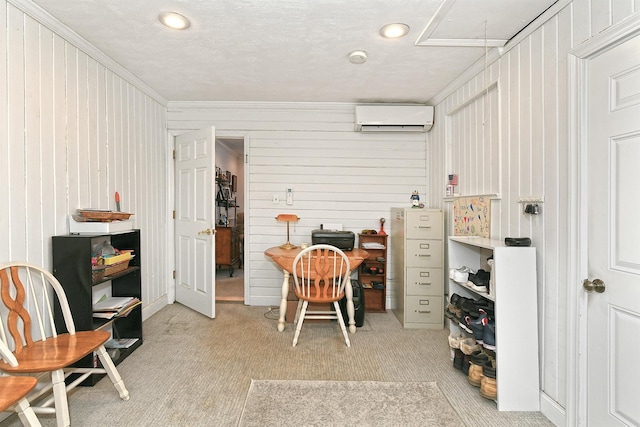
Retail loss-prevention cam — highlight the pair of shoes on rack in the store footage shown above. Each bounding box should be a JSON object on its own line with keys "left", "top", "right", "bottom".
{"left": 448, "top": 333, "right": 465, "bottom": 349}
{"left": 464, "top": 310, "right": 496, "bottom": 350}
{"left": 449, "top": 266, "right": 472, "bottom": 284}
{"left": 468, "top": 350, "right": 492, "bottom": 387}
{"left": 482, "top": 317, "right": 496, "bottom": 350}
{"left": 480, "top": 362, "right": 497, "bottom": 400}
{"left": 453, "top": 348, "right": 464, "bottom": 370}
{"left": 467, "top": 269, "right": 490, "bottom": 293}
{"left": 459, "top": 337, "right": 481, "bottom": 355}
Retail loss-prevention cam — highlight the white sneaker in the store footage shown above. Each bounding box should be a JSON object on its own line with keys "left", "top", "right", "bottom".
{"left": 450, "top": 266, "right": 471, "bottom": 283}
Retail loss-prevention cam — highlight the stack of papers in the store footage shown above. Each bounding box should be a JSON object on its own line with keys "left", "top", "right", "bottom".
{"left": 93, "top": 296, "right": 141, "bottom": 319}
{"left": 362, "top": 242, "right": 385, "bottom": 249}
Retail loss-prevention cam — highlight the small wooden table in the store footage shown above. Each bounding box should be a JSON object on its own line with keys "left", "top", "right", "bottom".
{"left": 264, "top": 246, "right": 369, "bottom": 333}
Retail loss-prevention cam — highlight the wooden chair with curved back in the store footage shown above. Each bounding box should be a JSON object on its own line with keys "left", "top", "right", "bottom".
{"left": 0, "top": 262, "right": 129, "bottom": 427}
{"left": 291, "top": 244, "right": 352, "bottom": 347}
{"left": 0, "top": 340, "right": 41, "bottom": 426}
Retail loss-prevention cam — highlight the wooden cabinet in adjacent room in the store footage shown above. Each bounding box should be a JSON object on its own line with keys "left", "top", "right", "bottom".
{"left": 215, "top": 226, "right": 239, "bottom": 274}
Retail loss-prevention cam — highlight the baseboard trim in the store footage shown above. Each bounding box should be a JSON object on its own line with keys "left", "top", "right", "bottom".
{"left": 540, "top": 391, "right": 566, "bottom": 427}
{"left": 142, "top": 297, "right": 169, "bottom": 321}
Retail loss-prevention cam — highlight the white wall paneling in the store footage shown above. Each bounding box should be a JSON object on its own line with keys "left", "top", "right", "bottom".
{"left": 168, "top": 102, "right": 428, "bottom": 308}
{"left": 428, "top": 0, "right": 640, "bottom": 423}
{"left": 0, "top": 0, "right": 169, "bottom": 320}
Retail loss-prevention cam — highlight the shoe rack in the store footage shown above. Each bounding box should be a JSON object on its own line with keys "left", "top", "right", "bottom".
{"left": 447, "top": 236, "right": 540, "bottom": 411}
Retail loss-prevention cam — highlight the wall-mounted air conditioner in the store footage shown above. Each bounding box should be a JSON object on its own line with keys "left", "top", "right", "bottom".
{"left": 355, "top": 105, "right": 434, "bottom": 132}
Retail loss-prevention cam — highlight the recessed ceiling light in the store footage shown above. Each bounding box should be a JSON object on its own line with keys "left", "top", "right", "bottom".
{"left": 348, "top": 50, "right": 368, "bottom": 64}
{"left": 158, "top": 11, "right": 191, "bottom": 30}
{"left": 379, "top": 23, "right": 410, "bottom": 39}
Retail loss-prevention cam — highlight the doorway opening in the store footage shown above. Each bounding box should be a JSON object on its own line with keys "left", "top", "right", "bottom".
{"left": 215, "top": 137, "right": 245, "bottom": 303}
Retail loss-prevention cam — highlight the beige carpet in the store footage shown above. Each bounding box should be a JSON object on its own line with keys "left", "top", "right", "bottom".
{"left": 0, "top": 303, "right": 553, "bottom": 427}
{"left": 216, "top": 267, "right": 244, "bottom": 301}
{"left": 238, "top": 380, "right": 462, "bottom": 426}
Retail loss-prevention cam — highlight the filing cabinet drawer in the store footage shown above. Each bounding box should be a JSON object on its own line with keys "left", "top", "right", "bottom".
{"left": 405, "top": 240, "right": 443, "bottom": 267}
{"left": 406, "top": 268, "right": 444, "bottom": 295}
{"left": 405, "top": 296, "right": 443, "bottom": 324}
{"left": 405, "top": 210, "right": 443, "bottom": 240}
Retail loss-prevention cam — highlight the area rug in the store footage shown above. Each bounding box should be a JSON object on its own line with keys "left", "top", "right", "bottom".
{"left": 238, "top": 380, "right": 464, "bottom": 426}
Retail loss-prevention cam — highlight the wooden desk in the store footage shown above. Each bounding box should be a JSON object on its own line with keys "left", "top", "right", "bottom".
{"left": 264, "top": 246, "right": 369, "bottom": 333}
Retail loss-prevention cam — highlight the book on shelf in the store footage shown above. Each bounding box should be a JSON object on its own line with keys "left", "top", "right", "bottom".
{"left": 93, "top": 296, "right": 135, "bottom": 311}
{"left": 93, "top": 296, "right": 141, "bottom": 319}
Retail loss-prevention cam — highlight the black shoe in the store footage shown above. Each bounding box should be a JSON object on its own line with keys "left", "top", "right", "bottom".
{"left": 467, "top": 269, "right": 490, "bottom": 293}
{"left": 462, "top": 354, "right": 472, "bottom": 375}
{"left": 453, "top": 349, "right": 464, "bottom": 370}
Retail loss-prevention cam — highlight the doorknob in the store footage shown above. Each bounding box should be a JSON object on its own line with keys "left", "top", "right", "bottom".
{"left": 198, "top": 228, "right": 215, "bottom": 235}
{"left": 583, "top": 278, "right": 606, "bottom": 293}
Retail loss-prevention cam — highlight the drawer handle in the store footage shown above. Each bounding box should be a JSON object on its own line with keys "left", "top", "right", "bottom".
{"left": 418, "top": 254, "right": 431, "bottom": 257}
{"left": 418, "top": 282, "right": 432, "bottom": 286}
{"left": 417, "top": 310, "right": 432, "bottom": 314}
{"left": 418, "top": 225, "right": 431, "bottom": 229}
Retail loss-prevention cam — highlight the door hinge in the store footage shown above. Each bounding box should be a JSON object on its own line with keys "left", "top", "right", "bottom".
{"left": 173, "top": 149, "right": 176, "bottom": 159}
{"left": 172, "top": 210, "right": 176, "bottom": 219}
{"left": 245, "top": 154, "right": 248, "bottom": 163}
{"left": 173, "top": 270, "right": 176, "bottom": 279}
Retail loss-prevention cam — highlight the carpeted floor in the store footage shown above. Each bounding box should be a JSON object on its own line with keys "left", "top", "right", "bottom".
{"left": 238, "top": 380, "right": 463, "bottom": 426}
{"left": 0, "top": 303, "right": 554, "bottom": 426}
{"left": 216, "top": 267, "right": 244, "bottom": 302}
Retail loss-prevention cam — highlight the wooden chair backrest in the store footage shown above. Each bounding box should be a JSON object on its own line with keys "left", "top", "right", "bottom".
{"left": 0, "top": 262, "right": 75, "bottom": 353}
{"left": 292, "top": 244, "right": 351, "bottom": 302}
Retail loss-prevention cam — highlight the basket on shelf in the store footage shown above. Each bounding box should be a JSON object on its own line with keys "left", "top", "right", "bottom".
{"left": 104, "top": 259, "right": 131, "bottom": 277}
{"left": 92, "top": 266, "right": 106, "bottom": 283}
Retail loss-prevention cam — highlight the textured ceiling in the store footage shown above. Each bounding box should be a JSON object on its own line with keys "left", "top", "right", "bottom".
{"left": 29, "top": 0, "right": 557, "bottom": 103}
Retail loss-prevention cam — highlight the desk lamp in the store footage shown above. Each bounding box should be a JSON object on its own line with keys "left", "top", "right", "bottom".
{"left": 276, "top": 214, "right": 300, "bottom": 250}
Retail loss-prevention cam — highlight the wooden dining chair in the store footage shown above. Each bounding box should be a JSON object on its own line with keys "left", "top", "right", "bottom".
{"left": 0, "top": 341, "right": 41, "bottom": 426}
{"left": 291, "top": 244, "right": 352, "bottom": 347}
{"left": 0, "top": 262, "right": 129, "bottom": 427}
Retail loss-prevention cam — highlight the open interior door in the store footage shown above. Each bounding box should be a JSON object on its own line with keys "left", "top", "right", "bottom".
{"left": 175, "top": 127, "right": 216, "bottom": 318}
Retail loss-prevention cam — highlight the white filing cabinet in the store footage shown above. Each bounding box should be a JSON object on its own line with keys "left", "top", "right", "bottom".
{"left": 390, "top": 208, "right": 444, "bottom": 329}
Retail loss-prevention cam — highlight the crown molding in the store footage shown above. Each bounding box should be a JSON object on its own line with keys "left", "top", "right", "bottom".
{"left": 167, "top": 101, "right": 359, "bottom": 111}
{"left": 8, "top": 0, "right": 168, "bottom": 106}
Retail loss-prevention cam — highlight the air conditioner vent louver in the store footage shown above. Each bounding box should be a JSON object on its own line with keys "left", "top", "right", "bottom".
{"left": 355, "top": 105, "right": 434, "bottom": 132}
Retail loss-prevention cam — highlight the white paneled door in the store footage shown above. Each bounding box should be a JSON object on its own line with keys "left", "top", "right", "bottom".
{"left": 586, "top": 34, "right": 640, "bottom": 425}
{"left": 175, "top": 127, "right": 216, "bottom": 318}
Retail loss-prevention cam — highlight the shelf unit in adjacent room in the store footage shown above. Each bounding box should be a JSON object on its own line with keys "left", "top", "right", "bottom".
{"left": 52, "top": 230, "right": 143, "bottom": 386}
{"left": 216, "top": 176, "right": 240, "bottom": 275}
{"left": 447, "top": 236, "right": 540, "bottom": 411}
{"left": 390, "top": 208, "right": 444, "bottom": 329}
{"left": 358, "top": 233, "right": 388, "bottom": 312}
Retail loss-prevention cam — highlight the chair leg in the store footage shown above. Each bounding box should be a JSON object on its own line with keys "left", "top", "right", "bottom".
{"left": 51, "top": 369, "right": 70, "bottom": 427}
{"left": 15, "top": 398, "right": 41, "bottom": 427}
{"left": 292, "top": 301, "right": 308, "bottom": 347}
{"left": 95, "top": 345, "right": 130, "bottom": 401}
{"left": 333, "top": 301, "right": 351, "bottom": 347}
{"left": 293, "top": 299, "right": 303, "bottom": 326}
